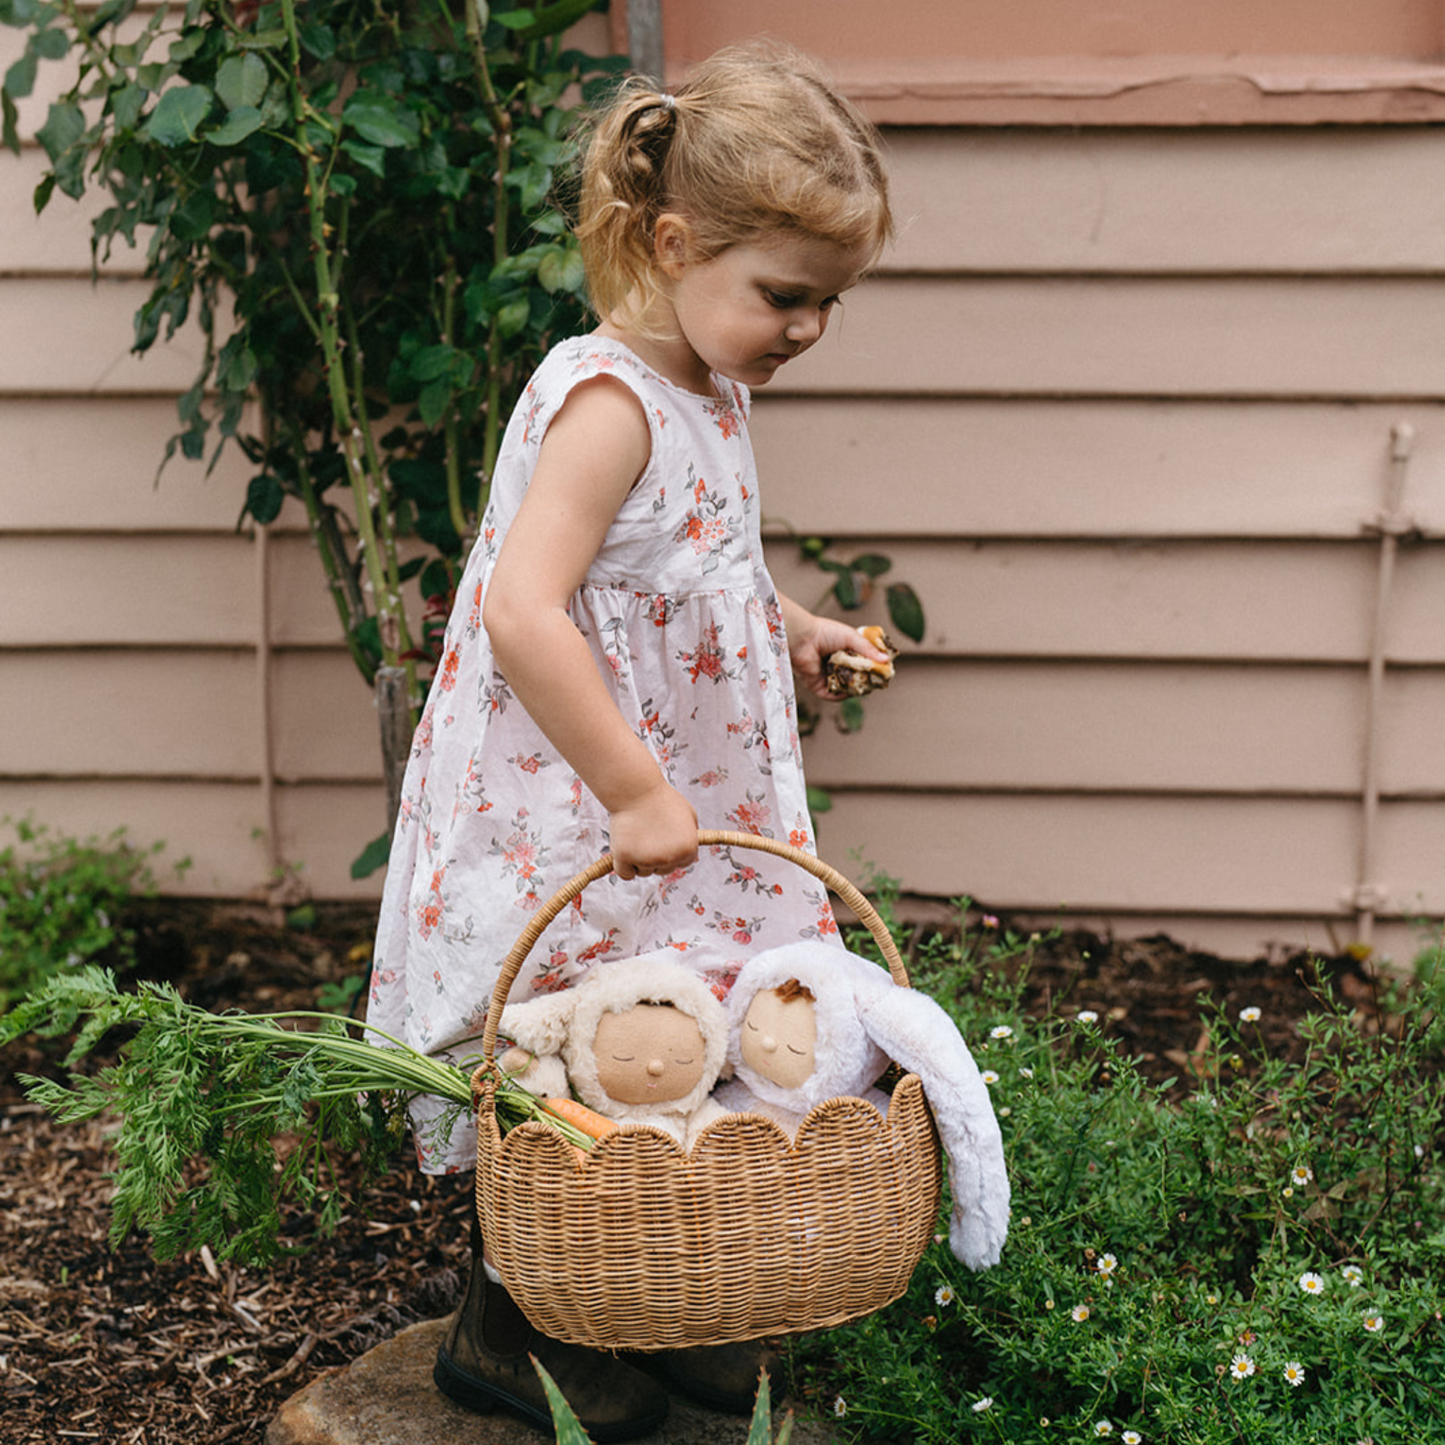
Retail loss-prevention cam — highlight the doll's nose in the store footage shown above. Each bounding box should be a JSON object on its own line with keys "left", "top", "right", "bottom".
{"left": 646, "top": 1057, "right": 666, "bottom": 1076}
{"left": 760, "top": 1034, "right": 778, "bottom": 1053}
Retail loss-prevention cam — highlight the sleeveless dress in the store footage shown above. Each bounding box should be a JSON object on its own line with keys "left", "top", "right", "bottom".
{"left": 368, "top": 335, "right": 842, "bottom": 1172}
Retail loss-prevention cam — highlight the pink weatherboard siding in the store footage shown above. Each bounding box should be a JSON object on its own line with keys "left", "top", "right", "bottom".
{"left": 3, "top": 4, "right": 1444, "bottom": 959}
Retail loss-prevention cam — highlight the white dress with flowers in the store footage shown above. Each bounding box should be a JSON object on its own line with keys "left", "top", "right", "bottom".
{"left": 368, "top": 335, "right": 842, "bottom": 1172}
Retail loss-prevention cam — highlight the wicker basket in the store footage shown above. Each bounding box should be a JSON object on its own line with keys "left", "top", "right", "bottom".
{"left": 473, "top": 829, "right": 941, "bottom": 1351}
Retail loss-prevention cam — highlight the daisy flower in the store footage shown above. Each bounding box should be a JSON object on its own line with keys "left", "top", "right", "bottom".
{"left": 1230, "top": 1352, "right": 1256, "bottom": 1380}
{"left": 1122, "top": 1433, "right": 1143, "bottom": 1445}
{"left": 1341, "top": 1265, "right": 1364, "bottom": 1287}
{"left": 1283, "top": 1361, "right": 1306, "bottom": 1387}
{"left": 1239, "top": 1006, "right": 1262, "bottom": 1023}
{"left": 972, "top": 1396, "right": 993, "bottom": 1413}
{"left": 1364, "top": 1313, "right": 1385, "bottom": 1333}
{"left": 1094, "top": 1421, "right": 1114, "bottom": 1437}
{"left": 990, "top": 1024, "right": 1014, "bottom": 1040}
{"left": 1291, "top": 1164, "right": 1314, "bottom": 1187}
{"left": 1071, "top": 1304, "right": 1091, "bottom": 1322}
{"left": 1298, "top": 1271, "right": 1325, "bottom": 1295}
{"left": 981, "top": 1070, "right": 999, "bottom": 1085}
{"left": 1076, "top": 1009, "right": 1099, "bottom": 1024}
{"left": 833, "top": 1396, "right": 847, "bottom": 1417}
{"left": 1096, "top": 1253, "right": 1119, "bottom": 1276}
{"left": 935, "top": 1284, "right": 955, "bottom": 1307}
{"left": 1019, "top": 1066, "right": 1034, "bottom": 1079}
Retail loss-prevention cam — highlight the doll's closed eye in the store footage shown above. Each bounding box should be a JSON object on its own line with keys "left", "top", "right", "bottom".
{"left": 611, "top": 1053, "right": 635, "bottom": 1062}
{"left": 786, "top": 1045, "right": 807, "bottom": 1055}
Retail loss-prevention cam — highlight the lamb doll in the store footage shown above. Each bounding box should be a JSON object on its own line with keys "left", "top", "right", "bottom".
{"left": 715, "top": 941, "right": 1011, "bottom": 1270}
{"left": 497, "top": 951, "right": 729, "bottom": 1150}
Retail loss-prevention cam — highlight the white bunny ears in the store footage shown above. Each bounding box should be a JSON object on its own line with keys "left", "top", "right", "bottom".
{"left": 723, "top": 941, "right": 1011, "bottom": 1270}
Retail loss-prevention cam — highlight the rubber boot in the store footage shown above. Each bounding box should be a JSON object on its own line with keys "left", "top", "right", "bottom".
{"left": 433, "top": 1225, "right": 669, "bottom": 1443}
{"left": 629, "top": 1339, "right": 783, "bottom": 1415}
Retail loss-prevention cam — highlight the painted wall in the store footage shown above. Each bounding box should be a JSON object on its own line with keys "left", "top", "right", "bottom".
{"left": 3, "top": 6, "right": 1443, "bottom": 962}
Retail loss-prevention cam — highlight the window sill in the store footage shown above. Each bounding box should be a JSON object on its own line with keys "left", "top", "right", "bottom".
{"left": 828, "top": 55, "right": 1445, "bottom": 126}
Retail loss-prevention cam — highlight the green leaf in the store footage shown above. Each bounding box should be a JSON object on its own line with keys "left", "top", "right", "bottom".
{"left": 245, "top": 473, "right": 285, "bottom": 525}
{"left": 110, "top": 82, "right": 146, "bottom": 132}
{"left": 342, "top": 95, "right": 419, "bottom": 149}
{"left": 206, "top": 106, "right": 264, "bottom": 146}
{"left": 886, "top": 582, "right": 926, "bottom": 643}
{"left": 534, "top": 1358, "right": 595, "bottom": 1445}
{"left": 496, "top": 297, "right": 530, "bottom": 340}
{"left": 536, "top": 245, "right": 583, "bottom": 294}
{"left": 408, "top": 344, "right": 456, "bottom": 383}
{"left": 350, "top": 833, "right": 390, "bottom": 880}
{"left": 417, "top": 377, "right": 452, "bottom": 429}
{"left": 34, "top": 25, "right": 68, "bottom": 60}
{"left": 4, "top": 48, "right": 38, "bottom": 101}
{"left": 340, "top": 137, "right": 387, "bottom": 176}
{"left": 143, "top": 84, "right": 213, "bottom": 147}
{"left": 849, "top": 552, "right": 892, "bottom": 578}
{"left": 34, "top": 98, "right": 83, "bottom": 165}
{"left": 215, "top": 52, "right": 267, "bottom": 112}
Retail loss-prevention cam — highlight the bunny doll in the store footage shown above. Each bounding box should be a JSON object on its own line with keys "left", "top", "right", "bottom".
{"left": 715, "top": 942, "right": 1010, "bottom": 1270}
{"left": 497, "top": 951, "right": 729, "bottom": 1150}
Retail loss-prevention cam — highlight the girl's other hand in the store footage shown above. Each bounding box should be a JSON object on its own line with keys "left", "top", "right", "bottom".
{"left": 609, "top": 780, "right": 699, "bottom": 880}
{"left": 786, "top": 610, "right": 891, "bottom": 701}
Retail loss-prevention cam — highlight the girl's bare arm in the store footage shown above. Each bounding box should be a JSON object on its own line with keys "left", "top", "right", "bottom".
{"left": 483, "top": 379, "right": 699, "bottom": 880}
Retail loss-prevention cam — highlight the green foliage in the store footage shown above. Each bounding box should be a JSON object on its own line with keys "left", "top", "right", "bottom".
{"left": 1, "top": 0, "right": 625, "bottom": 699}
{"left": 0, "top": 816, "right": 169, "bottom": 1010}
{"left": 802, "top": 918, "right": 1445, "bottom": 1445}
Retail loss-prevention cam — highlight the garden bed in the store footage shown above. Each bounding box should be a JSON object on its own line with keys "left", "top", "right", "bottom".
{"left": 0, "top": 901, "right": 1388, "bottom": 1444}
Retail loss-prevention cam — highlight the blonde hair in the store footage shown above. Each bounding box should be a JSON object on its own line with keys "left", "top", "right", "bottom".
{"left": 575, "top": 43, "right": 893, "bottom": 327}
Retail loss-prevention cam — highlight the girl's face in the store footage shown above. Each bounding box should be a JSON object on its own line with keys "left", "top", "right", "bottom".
{"left": 655, "top": 224, "right": 871, "bottom": 393}
{"left": 592, "top": 1002, "right": 708, "bottom": 1105}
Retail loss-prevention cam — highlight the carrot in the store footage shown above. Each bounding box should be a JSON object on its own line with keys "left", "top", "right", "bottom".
{"left": 536, "top": 1097, "right": 618, "bottom": 1165}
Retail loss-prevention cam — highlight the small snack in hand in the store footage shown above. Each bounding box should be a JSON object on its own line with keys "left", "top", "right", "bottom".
{"left": 824, "top": 625, "right": 899, "bottom": 698}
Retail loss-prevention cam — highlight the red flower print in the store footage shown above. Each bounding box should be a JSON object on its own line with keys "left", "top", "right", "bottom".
{"left": 789, "top": 828, "right": 811, "bottom": 850}
{"left": 438, "top": 646, "right": 461, "bottom": 692}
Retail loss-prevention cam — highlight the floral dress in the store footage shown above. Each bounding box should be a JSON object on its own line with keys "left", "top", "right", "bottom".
{"left": 368, "top": 335, "right": 842, "bottom": 1172}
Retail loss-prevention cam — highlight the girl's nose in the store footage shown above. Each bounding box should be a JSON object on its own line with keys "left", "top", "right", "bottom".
{"left": 785, "top": 310, "right": 824, "bottom": 345}
{"left": 646, "top": 1057, "right": 666, "bottom": 1076}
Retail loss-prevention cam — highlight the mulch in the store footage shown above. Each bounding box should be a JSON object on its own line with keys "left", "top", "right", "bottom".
{"left": 0, "top": 900, "right": 1386, "bottom": 1444}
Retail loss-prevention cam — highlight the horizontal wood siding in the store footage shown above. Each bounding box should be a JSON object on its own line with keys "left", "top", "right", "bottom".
{"left": 3, "top": 121, "right": 1444, "bottom": 957}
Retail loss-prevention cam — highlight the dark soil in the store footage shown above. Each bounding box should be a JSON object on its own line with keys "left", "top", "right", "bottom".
{"left": 0, "top": 901, "right": 1386, "bottom": 1444}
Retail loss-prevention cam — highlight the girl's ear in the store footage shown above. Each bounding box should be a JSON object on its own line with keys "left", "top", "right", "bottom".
{"left": 653, "top": 212, "right": 694, "bottom": 278}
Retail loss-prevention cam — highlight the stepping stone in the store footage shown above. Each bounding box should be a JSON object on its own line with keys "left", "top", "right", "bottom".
{"left": 265, "top": 1316, "right": 837, "bottom": 1445}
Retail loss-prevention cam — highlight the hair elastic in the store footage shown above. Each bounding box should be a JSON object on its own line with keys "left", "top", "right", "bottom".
{"left": 658, "top": 92, "right": 677, "bottom": 112}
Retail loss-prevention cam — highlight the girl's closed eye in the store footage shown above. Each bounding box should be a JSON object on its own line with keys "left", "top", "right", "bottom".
{"left": 765, "top": 290, "right": 801, "bottom": 309}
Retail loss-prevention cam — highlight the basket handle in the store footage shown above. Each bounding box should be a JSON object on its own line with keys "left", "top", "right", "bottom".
{"left": 480, "top": 828, "right": 907, "bottom": 1065}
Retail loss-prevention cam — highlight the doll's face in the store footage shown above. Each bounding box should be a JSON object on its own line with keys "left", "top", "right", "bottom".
{"left": 740, "top": 986, "right": 817, "bottom": 1090}
{"left": 592, "top": 1003, "right": 708, "bottom": 1105}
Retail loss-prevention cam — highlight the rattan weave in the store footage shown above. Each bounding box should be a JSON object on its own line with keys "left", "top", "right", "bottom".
{"left": 473, "top": 829, "right": 942, "bottom": 1351}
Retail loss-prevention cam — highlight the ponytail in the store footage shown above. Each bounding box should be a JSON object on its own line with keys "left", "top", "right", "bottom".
{"left": 575, "top": 81, "right": 683, "bottom": 325}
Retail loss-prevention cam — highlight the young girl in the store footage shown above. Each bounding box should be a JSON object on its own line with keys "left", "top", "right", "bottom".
{"left": 368, "top": 42, "right": 893, "bottom": 1438}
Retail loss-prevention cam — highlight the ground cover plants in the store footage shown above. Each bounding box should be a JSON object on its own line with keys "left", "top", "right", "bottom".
{"left": 797, "top": 902, "right": 1445, "bottom": 1445}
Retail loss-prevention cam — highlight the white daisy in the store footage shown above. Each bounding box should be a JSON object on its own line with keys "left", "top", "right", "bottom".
{"left": 1364, "top": 1313, "right": 1385, "bottom": 1333}
{"left": 990, "top": 1024, "right": 1014, "bottom": 1040}
{"left": 1230, "top": 1352, "right": 1256, "bottom": 1380}
{"left": 1096, "top": 1253, "right": 1118, "bottom": 1276}
{"left": 1122, "top": 1433, "right": 1143, "bottom": 1445}
{"left": 833, "top": 1396, "right": 847, "bottom": 1417}
{"left": 935, "top": 1284, "right": 955, "bottom": 1307}
{"left": 1283, "top": 1361, "right": 1306, "bottom": 1387}
{"left": 1239, "top": 1006, "right": 1262, "bottom": 1023}
{"left": 1094, "top": 1421, "right": 1114, "bottom": 1437}
{"left": 1071, "top": 1304, "right": 1090, "bottom": 1322}
{"left": 1291, "top": 1164, "right": 1314, "bottom": 1187}
{"left": 1298, "top": 1271, "right": 1325, "bottom": 1295}
{"left": 1076, "top": 1010, "right": 1099, "bottom": 1024}
{"left": 1341, "top": 1265, "right": 1364, "bottom": 1287}
{"left": 981, "top": 1070, "right": 999, "bottom": 1085}
{"left": 972, "top": 1396, "right": 993, "bottom": 1413}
